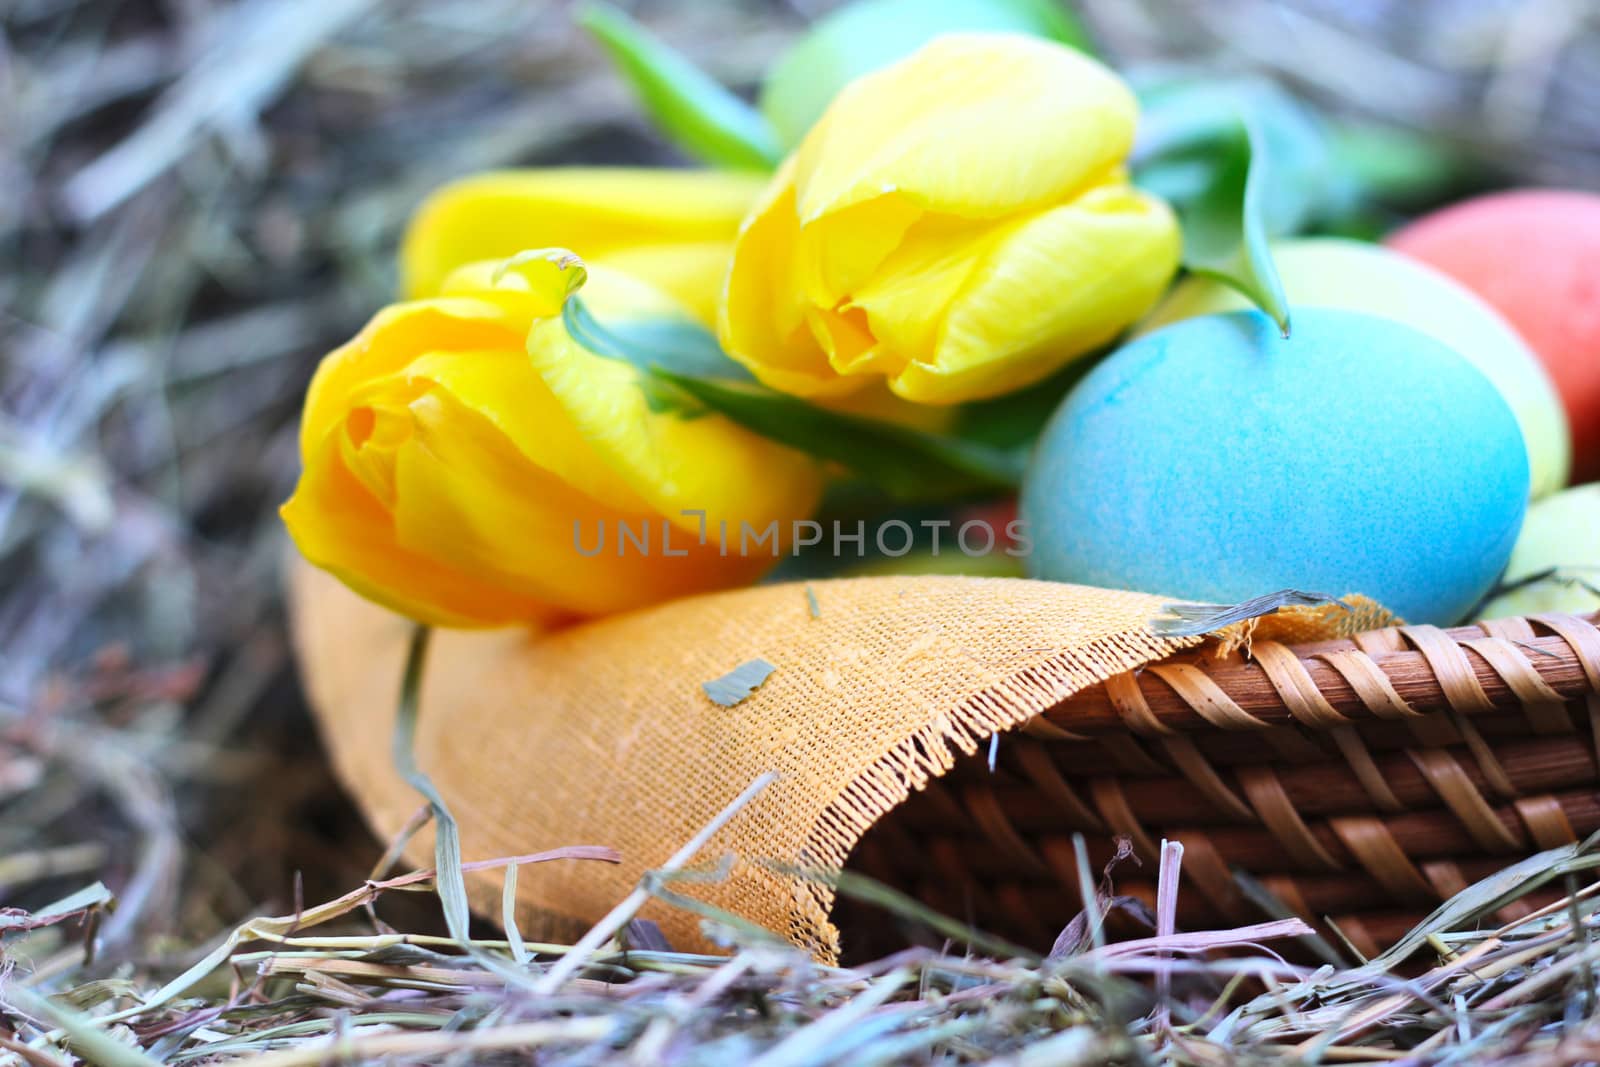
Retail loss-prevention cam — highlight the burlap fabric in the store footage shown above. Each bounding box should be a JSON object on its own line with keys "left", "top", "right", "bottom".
{"left": 288, "top": 558, "right": 1376, "bottom": 961}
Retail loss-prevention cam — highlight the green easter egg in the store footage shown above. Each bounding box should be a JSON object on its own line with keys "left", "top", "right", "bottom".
{"left": 1478, "top": 483, "right": 1600, "bottom": 619}
{"left": 1140, "top": 237, "right": 1571, "bottom": 499}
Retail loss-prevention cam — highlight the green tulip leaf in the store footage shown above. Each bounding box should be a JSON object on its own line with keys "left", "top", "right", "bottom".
{"left": 1135, "top": 75, "right": 1337, "bottom": 238}
{"left": 577, "top": 1, "right": 782, "bottom": 171}
{"left": 563, "top": 296, "right": 1024, "bottom": 499}
{"left": 1133, "top": 79, "right": 1302, "bottom": 334}
{"left": 655, "top": 370, "right": 1025, "bottom": 500}
{"left": 562, "top": 291, "right": 751, "bottom": 384}
{"left": 760, "top": 0, "right": 1091, "bottom": 147}
{"left": 950, "top": 349, "right": 1107, "bottom": 450}
{"left": 1179, "top": 113, "right": 1291, "bottom": 335}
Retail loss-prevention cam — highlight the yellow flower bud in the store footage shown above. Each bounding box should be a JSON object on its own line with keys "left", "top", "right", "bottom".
{"left": 719, "top": 33, "right": 1180, "bottom": 405}
{"left": 400, "top": 168, "right": 768, "bottom": 325}
{"left": 282, "top": 252, "right": 824, "bottom": 627}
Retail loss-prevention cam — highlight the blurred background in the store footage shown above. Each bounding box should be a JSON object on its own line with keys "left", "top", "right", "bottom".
{"left": 3, "top": 0, "right": 1599, "bottom": 962}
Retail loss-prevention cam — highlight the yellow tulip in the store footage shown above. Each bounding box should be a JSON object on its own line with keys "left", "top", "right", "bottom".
{"left": 282, "top": 251, "right": 824, "bottom": 628}
{"left": 400, "top": 168, "right": 767, "bottom": 325}
{"left": 720, "top": 33, "right": 1180, "bottom": 405}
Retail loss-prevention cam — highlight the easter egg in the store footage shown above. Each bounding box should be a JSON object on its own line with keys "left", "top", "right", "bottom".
{"left": 1478, "top": 483, "right": 1600, "bottom": 620}
{"left": 1388, "top": 190, "right": 1600, "bottom": 484}
{"left": 1140, "top": 237, "right": 1570, "bottom": 499}
{"left": 1021, "top": 309, "right": 1530, "bottom": 625}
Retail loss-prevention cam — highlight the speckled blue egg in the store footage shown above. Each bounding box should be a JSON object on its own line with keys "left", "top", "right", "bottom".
{"left": 1021, "top": 308, "right": 1530, "bottom": 625}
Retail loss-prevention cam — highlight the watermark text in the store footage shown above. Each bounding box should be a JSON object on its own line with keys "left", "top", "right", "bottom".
{"left": 573, "top": 510, "right": 1031, "bottom": 558}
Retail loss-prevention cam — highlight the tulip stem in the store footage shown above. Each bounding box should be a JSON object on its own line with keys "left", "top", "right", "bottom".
{"left": 389, "top": 624, "right": 472, "bottom": 944}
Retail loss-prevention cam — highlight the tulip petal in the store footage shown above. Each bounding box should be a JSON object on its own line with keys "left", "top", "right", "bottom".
{"left": 388, "top": 389, "right": 719, "bottom": 617}
{"left": 400, "top": 168, "right": 764, "bottom": 315}
{"left": 839, "top": 212, "right": 997, "bottom": 369}
{"left": 719, "top": 33, "right": 1176, "bottom": 406}
{"left": 895, "top": 179, "right": 1180, "bottom": 403}
{"left": 301, "top": 288, "right": 653, "bottom": 518}
{"left": 438, "top": 248, "right": 587, "bottom": 310}
{"left": 720, "top": 161, "right": 864, "bottom": 397}
{"left": 386, "top": 349, "right": 652, "bottom": 517}
{"left": 589, "top": 240, "right": 741, "bottom": 326}
{"left": 299, "top": 297, "right": 530, "bottom": 457}
{"left": 531, "top": 266, "right": 825, "bottom": 536}
{"left": 287, "top": 372, "right": 795, "bottom": 624}
{"left": 807, "top": 304, "right": 882, "bottom": 378}
{"left": 289, "top": 250, "right": 823, "bottom": 626}
{"left": 282, "top": 418, "right": 556, "bottom": 628}
{"left": 795, "top": 193, "right": 923, "bottom": 308}
{"left": 793, "top": 34, "right": 1136, "bottom": 224}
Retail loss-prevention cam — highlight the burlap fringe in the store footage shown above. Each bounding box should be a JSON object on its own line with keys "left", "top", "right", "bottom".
{"left": 792, "top": 627, "right": 1203, "bottom": 961}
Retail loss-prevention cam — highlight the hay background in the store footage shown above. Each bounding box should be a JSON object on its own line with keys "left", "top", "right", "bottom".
{"left": 3, "top": 0, "right": 1598, "bottom": 989}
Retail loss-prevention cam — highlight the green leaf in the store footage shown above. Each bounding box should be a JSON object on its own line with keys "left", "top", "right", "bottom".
{"left": 388, "top": 626, "right": 469, "bottom": 944}
{"left": 564, "top": 296, "right": 1026, "bottom": 500}
{"left": 1179, "top": 113, "right": 1291, "bottom": 335}
{"left": 389, "top": 626, "right": 544, "bottom": 991}
{"left": 577, "top": 1, "right": 782, "bottom": 171}
{"left": 563, "top": 293, "right": 752, "bottom": 384}
{"left": 1133, "top": 76, "right": 1403, "bottom": 334}
{"left": 1134, "top": 80, "right": 1297, "bottom": 334}
{"left": 760, "top": 0, "right": 1092, "bottom": 147}
{"left": 950, "top": 348, "right": 1107, "bottom": 450}
{"left": 656, "top": 371, "right": 1027, "bottom": 499}
{"left": 1135, "top": 75, "right": 1337, "bottom": 238}
{"left": 1136, "top": 77, "right": 1479, "bottom": 248}
{"left": 656, "top": 370, "right": 1024, "bottom": 500}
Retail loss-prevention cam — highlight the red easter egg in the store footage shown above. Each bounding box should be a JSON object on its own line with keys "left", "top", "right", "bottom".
{"left": 1389, "top": 190, "right": 1600, "bottom": 484}
{"left": 957, "top": 497, "right": 1020, "bottom": 549}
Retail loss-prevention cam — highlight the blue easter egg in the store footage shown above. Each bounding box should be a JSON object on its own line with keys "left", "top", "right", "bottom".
{"left": 1021, "top": 308, "right": 1530, "bottom": 625}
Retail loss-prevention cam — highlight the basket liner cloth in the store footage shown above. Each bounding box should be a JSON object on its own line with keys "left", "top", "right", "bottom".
{"left": 288, "top": 558, "right": 1376, "bottom": 961}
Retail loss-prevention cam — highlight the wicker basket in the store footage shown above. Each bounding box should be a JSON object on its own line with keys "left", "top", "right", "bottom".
{"left": 840, "top": 610, "right": 1600, "bottom": 960}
